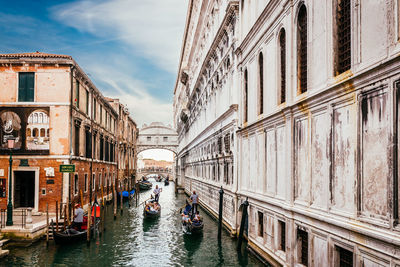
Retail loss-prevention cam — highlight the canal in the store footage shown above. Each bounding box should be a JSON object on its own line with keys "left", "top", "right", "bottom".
{"left": 1, "top": 181, "right": 265, "bottom": 266}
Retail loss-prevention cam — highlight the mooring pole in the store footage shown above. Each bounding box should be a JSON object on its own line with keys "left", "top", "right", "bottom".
{"left": 113, "top": 183, "right": 117, "bottom": 219}
{"left": 218, "top": 186, "right": 224, "bottom": 239}
{"left": 120, "top": 187, "right": 123, "bottom": 215}
{"left": 237, "top": 198, "right": 249, "bottom": 251}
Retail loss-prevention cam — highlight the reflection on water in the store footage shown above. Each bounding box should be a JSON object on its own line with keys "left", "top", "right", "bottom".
{"left": 1, "top": 182, "right": 265, "bottom": 266}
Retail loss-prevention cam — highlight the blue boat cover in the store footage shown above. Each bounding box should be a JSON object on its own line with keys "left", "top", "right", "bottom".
{"left": 122, "top": 191, "right": 129, "bottom": 197}
{"left": 183, "top": 204, "right": 192, "bottom": 215}
{"left": 130, "top": 190, "right": 135, "bottom": 195}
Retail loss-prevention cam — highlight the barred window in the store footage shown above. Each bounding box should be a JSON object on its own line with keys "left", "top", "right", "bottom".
{"left": 297, "top": 229, "right": 308, "bottom": 265}
{"left": 279, "top": 28, "right": 286, "bottom": 103}
{"left": 337, "top": 0, "right": 351, "bottom": 74}
{"left": 244, "top": 69, "right": 248, "bottom": 122}
{"left": 297, "top": 5, "right": 308, "bottom": 93}
{"left": 336, "top": 246, "right": 353, "bottom": 267}
{"left": 258, "top": 52, "right": 264, "bottom": 115}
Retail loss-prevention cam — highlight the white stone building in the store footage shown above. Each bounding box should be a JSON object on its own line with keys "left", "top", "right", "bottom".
{"left": 174, "top": 0, "right": 400, "bottom": 266}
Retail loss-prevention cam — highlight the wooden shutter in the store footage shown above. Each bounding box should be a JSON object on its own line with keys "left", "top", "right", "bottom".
{"left": 18, "top": 73, "right": 34, "bottom": 102}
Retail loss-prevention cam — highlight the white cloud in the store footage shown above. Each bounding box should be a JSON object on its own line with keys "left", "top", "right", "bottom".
{"left": 86, "top": 63, "right": 173, "bottom": 126}
{"left": 51, "top": 0, "right": 187, "bottom": 72}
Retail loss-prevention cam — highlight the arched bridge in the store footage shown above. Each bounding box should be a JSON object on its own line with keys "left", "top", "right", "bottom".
{"left": 137, "top": 167, "right": 173, "bottom": 181}
{"left": 137, "top": 122, "right": 178, "bottom": 154}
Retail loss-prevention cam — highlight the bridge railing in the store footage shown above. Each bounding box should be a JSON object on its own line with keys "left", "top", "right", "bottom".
{"left": 137, "top": 167, "right": 173, "bottom": 173}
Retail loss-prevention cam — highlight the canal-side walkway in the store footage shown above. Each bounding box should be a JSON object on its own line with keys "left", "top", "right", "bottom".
{"left": 0, "top": 181, "right": 265, "bottom": 266}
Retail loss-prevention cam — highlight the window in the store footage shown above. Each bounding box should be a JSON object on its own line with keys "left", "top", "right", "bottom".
{"left": 244, "top": 69, "right": 248, "bottom": 122}
{"left": 147, "top": 136, "right": 151, "bottom": 141}
{"left": 257, "top": 211, "right": 264, "bottom": 237}
{"left": 18, "top": 72, "right": 34, "bottom": 102}
{"left": 336, "top": 246, "right": 353, "bottom": 267}
{"left": 85, "top": 127, "right": 92, "bottom": 158}
{"left": 297, "top": 228, "right": 308, "bottom": 266}
{"left": 84, "top": 174, "right": 88, "bottom": 192}
{"left": 337, "top": 0, "right": 351, "bottom": 74}
{"left": 74, "top": 80, "right": 80, "bottom": 108}
{"left": 74, "top": 122, "right": 80, "bottom": 156}
{"left": 93, "top": 99, "right": 97, "bottom": 120}
{"left": 279, "top": 28, "right": 286, "bottom": 103}
{"left": 92, "top": 174, "right": 96, "bottom": 190}
{"left": 93, "top": 133, "right": 97, "bottom": 159}
{"left": 99, "top": 173, "right": 102, "bottom": 189}
{"left": 100, "top": 135, "right": 104, "bottom": 161}
{"left": 258, "top": 52, "right": 264, "bottom": 115}
{"left": 85, "top": 90, "right": 89, "bottom": 115}
{"left": 163, "top": 136, "right": 168, "bottom": 142}
{"left": 74, "top": 174, "right": 79, "bottom": 195}
{"left": 105, "top": 140, "right": 109, "bottom": 162}
{"left": 297, "top": 5, "right": 308, "bottom": 93}
{"left": 279, "top": 220, "right": 286, "bottom": 251}
{"left": 100, "top": 106, "right": 103, "bottom": 125}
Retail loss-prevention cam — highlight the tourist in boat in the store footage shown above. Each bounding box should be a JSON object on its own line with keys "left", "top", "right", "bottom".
{"left": 153, "top": 185, "right": 162, "bottom": 202}
{"left": 190, "top": 190, "right": 199, "bottom": 214}
{"left": 73, "top": 203, "right": 84, "bottom": 231}
{"left": 181, "top": 213, "right": 191, "bottom": 226}
{"left": 193, "top": 211, "right": 201, "bottom": 222}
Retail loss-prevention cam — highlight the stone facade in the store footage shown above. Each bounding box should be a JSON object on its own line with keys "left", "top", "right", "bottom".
{"left": 174, "top": 0, "right": 400, "bottom": 266}
{"left": 0, "top": 52, "right": 138, "bottom": 213}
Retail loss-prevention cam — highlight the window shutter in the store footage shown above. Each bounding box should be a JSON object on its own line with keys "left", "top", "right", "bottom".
{"left": 18, "top": 73, "right": 34, "bottom": 102}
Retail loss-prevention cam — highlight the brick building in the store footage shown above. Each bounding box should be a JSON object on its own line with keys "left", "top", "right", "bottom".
{"left": 0, "top": 52, "right": 138, "bottom": 213}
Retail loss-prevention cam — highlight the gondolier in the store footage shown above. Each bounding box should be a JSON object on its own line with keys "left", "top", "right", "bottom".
{"left": 153, "top": 185, "right": 162, "bottom": 202}
{"left": 73, "top": 203, "right": 84, "bottom": 231}
{"left": 190, "top": 191, "right": 199, "bottom": 214}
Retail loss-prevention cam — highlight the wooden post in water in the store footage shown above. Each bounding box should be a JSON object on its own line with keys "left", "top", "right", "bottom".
{"left": 55, "top": 201, "right": 59, "bottom": 232}
{"left": 66, "top": 198, "right": 70, "bottom": 226}
{"left": 46, "top": 203, "right": 49, "bottom": 244}
{"left": 87, "top": 203, "right": 91, "bottom": 243}
{"left": 101, "top": 187, "right": 104, "bottom": 207}
{"left": 218, "top": 186, "right": 224, "bottom": 239}
{"left": 80, "top": 189, "right": 83, "bottom": 207}
{"left": 120, "top": 187, "right": 123, "bottom": 215}
{"left": 136, "top": 183, "right": 139, "bottom": 207}
{"left": 237, "top": 198, "right": 249, "bottom": 251}
{"left": 113, "top": 183, "right": 117, "bottom": 219}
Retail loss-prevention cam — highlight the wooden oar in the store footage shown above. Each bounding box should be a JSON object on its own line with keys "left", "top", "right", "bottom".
{"left": 139, "top": 198, "right": 152, "bottom": 206}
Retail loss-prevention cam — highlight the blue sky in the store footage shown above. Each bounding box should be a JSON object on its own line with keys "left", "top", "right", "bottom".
{"left": 0, "top": 0, "right": 187, "bottom": 128}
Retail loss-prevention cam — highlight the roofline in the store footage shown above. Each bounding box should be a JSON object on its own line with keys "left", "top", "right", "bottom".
{"left": 173, "top": 0, "right": 194, "bottom": 95}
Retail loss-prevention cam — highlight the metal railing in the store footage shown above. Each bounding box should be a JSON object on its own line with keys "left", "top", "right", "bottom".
{"left": 0, "top": 208, "right": 27, "bottom": 229}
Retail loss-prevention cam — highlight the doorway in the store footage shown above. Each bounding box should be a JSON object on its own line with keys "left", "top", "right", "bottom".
{"left": 14, "top": 171, "right": 35, "bottom": 208}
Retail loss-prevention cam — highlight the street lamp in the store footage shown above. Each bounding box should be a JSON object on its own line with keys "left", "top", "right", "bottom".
{"left": 6, "top": 138, "right": 15, "bottom": 226}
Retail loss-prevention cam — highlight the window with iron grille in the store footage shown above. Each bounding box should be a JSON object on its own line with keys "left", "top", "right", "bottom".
{"left": 84, "top": 174, "right": 88, "bottom": 192}
{"left": 279, "top": 220, "right": 286, "bottom": 251}
{"left": 297, "top": 228, "right": 308, "bottom": 266}
{"left": 279, "top": 29, "right": 286, "bottom": 103}
{"left": 85, "top": 127, "right": 92, "bottom": 158}
{"left": 297, "top": 5, "right": 308, "bottom": 93}
{"left": 244, "top": 69, "right": 248, "bottom": 122}
{"left": 224, "top": 134, "right": 230, "bottom": 153}
{"left": 337, "top": 0, "right": 351, "bottom": 74}
{"left": 74, "top": 174, "right": 79, "bottom": 195}
{"left": 337, "top": 246, "right": 353, "bottom": 267}
{"left": 218, "top": 137, "right": 223, "bottom": 154}
{"left": 258, "top": 52, "right": 264, "bottom": 114}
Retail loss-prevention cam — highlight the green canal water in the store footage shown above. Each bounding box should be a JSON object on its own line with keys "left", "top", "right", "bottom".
{"left": 0, "top": 181, "right": 265, "bottom": 266}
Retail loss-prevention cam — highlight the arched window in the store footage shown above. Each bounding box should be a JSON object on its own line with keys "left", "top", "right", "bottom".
{"left": 47, "top": 129, "right": 49, "bottom": 137}
{"left": 279, "top": 28, "right": 286, "bottom": 103}
{"left": 33, "top": 128, "right": 38, "bottom": 137}
{"left": 27, "top": 128, "right": 31, "bottom": 137}
{"left": 244, "top": 69, "right": 248, "bottom": 123}
{"left": 297, "top": 4, "right": 307, "bottom": 93}
{"left": 258, "top": 52, "right": 264, "bottom": 115}
{"left": 40, "top": 128, "right": 45, "bottom": 137}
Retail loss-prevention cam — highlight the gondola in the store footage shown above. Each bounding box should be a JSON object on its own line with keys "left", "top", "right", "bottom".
{"left": 182, "top": 219, "right": 204, "bottom": 234}
{"left": 139, "top": 181, "right": 152, "bottom": 190}
{"left": 181, "top": 204, "right": 203, "bottom": 234}
{"left": 164, "top": 179, "right": 169, "bottom": 186}
{"left": 144, "top": 201, "right": 161, "bottom": 218}
{"left": 53, "top": 227, "right": 87, "bottom": 244}
{"left": 119, "top": 189, "right": 135, "bottom": 201}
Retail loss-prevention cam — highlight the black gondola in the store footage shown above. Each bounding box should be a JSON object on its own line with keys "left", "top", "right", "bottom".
{"left": 181, "top": 203, "right": 204, "bottom": 234}
{"left": 53, "top": 227, "right": 87, "bottom": 244}
{"left": 144, "top": 201, "right": 161, "bottom": 218}
{"left": 164, "top": 179, "right": 169, "bottom": 186}
{"left": 139, "top": 181, "right": 152, "bottom": 190}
